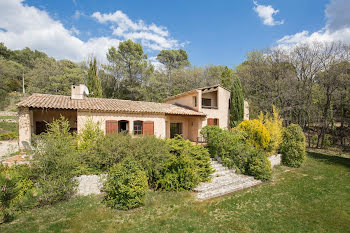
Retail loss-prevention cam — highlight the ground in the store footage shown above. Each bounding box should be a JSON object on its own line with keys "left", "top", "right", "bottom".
{"left": 1, "top": 151, "right": 349, "bottom": 233}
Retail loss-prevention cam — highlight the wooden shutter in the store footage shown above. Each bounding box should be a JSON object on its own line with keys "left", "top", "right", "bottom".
{"left": 143, "top": 121, "right": 154, "bottom": 135}
{"left": 207, "top": 118, "right": 214, "bottom": 126}
{"left": 106, "top": 120, "right": 118, "bottom": 134}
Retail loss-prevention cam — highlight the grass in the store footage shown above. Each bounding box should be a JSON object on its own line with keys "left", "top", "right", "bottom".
{"left": 0, "top": 116, "right": 17, "bottom": 120}
{"left": 1, "top": 152, "right": 349, "bottom": 233}
{"left": 0, "top": 121, "right": 17, "bottom": 133}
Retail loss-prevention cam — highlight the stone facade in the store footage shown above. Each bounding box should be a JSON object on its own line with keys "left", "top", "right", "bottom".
{"left": 77, "top": 111, "right": 167, "bottom": 139}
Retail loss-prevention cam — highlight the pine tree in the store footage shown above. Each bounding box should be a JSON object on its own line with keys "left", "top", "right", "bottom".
{"left": 230, "top": 76, "right": 244, "bottom": 127}
{"left": 87, "top": 57, "right": 102, "bottom": 98}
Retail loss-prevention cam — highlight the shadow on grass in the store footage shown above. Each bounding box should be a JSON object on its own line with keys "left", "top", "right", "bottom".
{"left": 308, "top": 151, "right": 350, "bottom": 168}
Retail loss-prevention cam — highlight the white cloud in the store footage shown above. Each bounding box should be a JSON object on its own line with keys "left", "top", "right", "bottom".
{"left": 92, "top": 10, "right": 183, "bottom": 51}
{"left": 0, "top": 0, "right": 119, "bottom": 63}
{"left": 253, "top": 1, "right": 284, "bottom": 26}
{"left": 276, "top": 0, "right": 350, "bottom": 48}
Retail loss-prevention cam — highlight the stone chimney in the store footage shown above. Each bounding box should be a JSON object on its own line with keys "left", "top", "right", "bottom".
{"left": 71, "top": 84, "right": 89, "bottom": 100}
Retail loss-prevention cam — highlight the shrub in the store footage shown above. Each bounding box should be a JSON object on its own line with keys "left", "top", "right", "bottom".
{"left": 32, "top": 117, "right": 78, "bottom": 205}
{"left": 157, "top": 136, "right": 212, "bottom": 191}
{"left": 200, "top": 125, "right": 224, "bottom": 156}
{"left": 237, "top": 120, "right": 270, "bottom": 150}
{"left": 0, "top": 165, "right": 38, "bottom": 223}
{"left": 130, "top": 136, "right": 172, "bottom": 188}
{"left": 166, "top": 136, "right": 212, "bottom": 181}
{"left": 258, "top": 106, "right": 283, "bottom": 154}
{"left": 79, "top": 133, "right": 133, "bottom": 173}
{"left": 201, "top": 126, "right": 272, "bottom": 181}
{"left": 246, "top": 150, "right": 272, "bottom": 181}
{"left": 104, "top": 157, "right": 148, "bottom": 210}
{"left": 280, "top": 124, "right": 306, "bottom": 167}
{"left": 0, "top": 170, "right": 18, "bottom": 222}
{"left": 77, "top": 118, "right": 104, "bottom": 150}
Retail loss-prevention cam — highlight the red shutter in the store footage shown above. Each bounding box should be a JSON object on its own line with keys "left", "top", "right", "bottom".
{"left": 106, "top": 120, "right": 118, "bottom": 134}
{"left": 143, "top": 121, "right": 154, "bottom": 135}
{"left": 207, "top": 118, "right": 214, "bottom": 126}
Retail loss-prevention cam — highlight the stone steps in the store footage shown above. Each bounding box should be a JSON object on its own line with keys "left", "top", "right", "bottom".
{"left": 195, "top": 159, "right": 262, "bottom": 200}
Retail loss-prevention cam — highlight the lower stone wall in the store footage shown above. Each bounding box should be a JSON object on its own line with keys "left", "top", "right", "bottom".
{"left": 268, "top": 154, "right": 282, "bottom": 167}
{"left": 75, "top": 174, "right": 106, "bottom": 196}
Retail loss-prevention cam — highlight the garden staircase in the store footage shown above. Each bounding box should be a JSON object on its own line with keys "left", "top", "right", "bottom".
{"left": 195, "top": 159, "right": 262, "bottom": 200}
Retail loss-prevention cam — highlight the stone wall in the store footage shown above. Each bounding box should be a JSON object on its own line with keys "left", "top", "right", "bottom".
{"left": 268, "top": 154, "right": 282, "bottom": 167}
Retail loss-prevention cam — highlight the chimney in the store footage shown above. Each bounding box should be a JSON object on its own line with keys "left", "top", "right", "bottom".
{"left": 71, "top": 84, "right": 89, "bottom": 100}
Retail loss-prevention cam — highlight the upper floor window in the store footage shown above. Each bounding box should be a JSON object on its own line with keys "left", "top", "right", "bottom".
{"left": 202, "top": 98, "right": 212, "bottom": 107}
{"left": 193, "top": 96, "right": 197, "bottom": 107}
{"left": 134, "top": 121, "right": 143, "bottom": 135}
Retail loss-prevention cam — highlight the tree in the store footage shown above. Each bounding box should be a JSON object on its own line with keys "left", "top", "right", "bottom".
{"left": 230, "top": 75, "right": 244, "bottom": 127}
{"left": 87, "top": 57, "right": 103, "bottom": 98}
{"left": 104, "top": 40, "right": 153, "bottom": 100}
{"left": 156, "top": 49, "right": 190, "bottom": 95}
{"left": 219, "top": 66, "right": 234, "bottom": 89}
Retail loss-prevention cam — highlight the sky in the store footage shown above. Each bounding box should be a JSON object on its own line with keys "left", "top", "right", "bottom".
{"left": 1, "top": 0, "right": 350, "bottom": 67}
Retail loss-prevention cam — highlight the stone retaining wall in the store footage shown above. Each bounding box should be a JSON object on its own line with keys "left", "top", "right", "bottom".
{"left": 75, "top": 174, "right": 106, "bottom": 196}
{"left": 268, "top": 154, "right": 281, "bottom": 167}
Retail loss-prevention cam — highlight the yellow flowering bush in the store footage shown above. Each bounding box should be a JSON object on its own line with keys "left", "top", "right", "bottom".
{"left": 237, "top": 120, "right": 270, "bottom": 149}
{"left": 258, "top": 106, "right": 283, "bottom": 154}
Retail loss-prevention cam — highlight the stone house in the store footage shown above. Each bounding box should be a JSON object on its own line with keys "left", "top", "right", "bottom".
{"left": 17, "top": 84, "right": 249, "bottom": 149}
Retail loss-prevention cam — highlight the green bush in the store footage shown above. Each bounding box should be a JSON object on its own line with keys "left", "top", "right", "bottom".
{"left": 104, "top": 157, "right": 148, "bottom": 210}
{"left": 280, "top": 124, "right": 306, "bottom": 167}
{"left": 237, "top": 120, "right": 270, "bottom": 149}
{"left": 246, "top": 150, "right": 272, "bottom": 181}
{"left": 78, "top": 133, "right": 132, "bottom": 173}
{"left": 201, "top": 126, "right": 272, "bottom": 181}
{"left": 200, "top": 125, "right": 225, "bottom": 156}
{"left": 156, "top": 136, "right": 212, "bottom": 191}
{"left": 0, "top": 165, "right": 38, "bottom": 223}
{"left": 130, "top": 136, "right": 172, "bottom": 189}
{"left": 33, "top": 117, "right": 78, "bottom": 205}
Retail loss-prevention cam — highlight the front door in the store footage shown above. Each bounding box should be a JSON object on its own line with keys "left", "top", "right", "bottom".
{"left": 170, "top": 122, "right": 182, "bottom": 138}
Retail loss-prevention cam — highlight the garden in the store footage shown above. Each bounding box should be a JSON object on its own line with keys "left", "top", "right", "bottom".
{"left": 0, "top": 107, "right": 308, "bottom": 224}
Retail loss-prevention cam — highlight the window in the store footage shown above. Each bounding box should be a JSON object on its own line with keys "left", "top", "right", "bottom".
{"left": 170, "top": 123, "right": 182, "bottom": 138}
{"left": 134, "top": 121, "right": 143, "bottom": 135}
{"left": 118, "top": 120, "right": 129, "bottom": 133}
{"left": 202, "top": 98, "right": 212, "bottom": 107}
{"left": 214, "top": 118, "right": 219, "bottom": 126}
{"left": 193, "top": 96, "right": 197, "bottom": 107}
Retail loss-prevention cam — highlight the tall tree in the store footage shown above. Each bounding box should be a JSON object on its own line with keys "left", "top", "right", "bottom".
{"left": 230, "top": 75, "right": 244, "bottom": 127}
{"left": 104, "top": 39, "right": 153, "bottom": 100}
{"left": 156, "top": 49, "right": 190, "bottom": 95}
{"left": 87, "top": 57, "right": 102, "bottom": 97}
{"left": 219, "top": 66, "right": 234, "bottom": 89}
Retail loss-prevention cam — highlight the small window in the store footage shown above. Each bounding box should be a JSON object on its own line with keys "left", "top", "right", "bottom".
{"left": 202, "top": 98, "right": 212, "bottom": 107}
{"left": 193, "top": 96, "right": 197, "bottom": 107}
{"left": 134, "top": 121, "right": 143, "bottom": 135}
{"left": 214, "top": 118, "right": 219, "bottom": 126}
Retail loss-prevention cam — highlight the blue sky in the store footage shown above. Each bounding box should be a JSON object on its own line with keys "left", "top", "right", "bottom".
{"left": 1, "top": 0, "right": 349, "bottom": 67}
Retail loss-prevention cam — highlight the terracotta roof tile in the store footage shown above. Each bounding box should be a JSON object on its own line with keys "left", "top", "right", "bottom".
{"left": 17, "top": 94, "right": 206, "bottom": 116}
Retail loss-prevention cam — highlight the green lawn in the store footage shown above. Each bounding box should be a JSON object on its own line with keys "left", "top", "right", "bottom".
{"left": 1, "top": 152, "right": 349, "bottom": 233}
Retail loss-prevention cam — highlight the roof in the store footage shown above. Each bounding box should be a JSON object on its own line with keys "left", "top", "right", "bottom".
{"left": 164, "top": 84, "right": 230, "bottom": 101}
{"left": 17, "top": 93, "right": 206, "bottom": 116}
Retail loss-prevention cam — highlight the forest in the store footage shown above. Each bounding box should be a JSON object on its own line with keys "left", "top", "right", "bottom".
{"left": 0, "top": 40, "right": 349, "bottom": 148}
